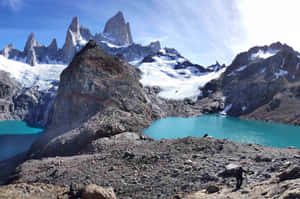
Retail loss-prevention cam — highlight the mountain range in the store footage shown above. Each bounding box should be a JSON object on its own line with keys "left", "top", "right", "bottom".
{"left": 0, "top": 11, "right": 299, "bottom": 127}
{"left": 0, "top": 11, "right": 159, "bottom": 66}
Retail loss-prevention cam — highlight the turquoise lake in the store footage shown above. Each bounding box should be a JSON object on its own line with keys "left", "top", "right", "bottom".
{"left": 144, "top": 114, "right": 300, "bottom": 149}
{"left": 0, "top": 121, "right": 43, "bottom": 161}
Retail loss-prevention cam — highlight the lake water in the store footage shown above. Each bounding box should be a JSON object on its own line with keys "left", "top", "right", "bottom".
{"left": 0, "top": 121, "right": 43, "bottom": 161}
{"left": 144, "top": 114, "right": 300, "bottom": 149}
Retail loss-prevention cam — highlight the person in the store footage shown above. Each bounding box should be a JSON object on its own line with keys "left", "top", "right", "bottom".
{"left": 203, "top": 133, "right": 208, "bottom": 138}
{"left": 235, "top": 167, "right": 246, "bottom": 190}
{"left": 218, "top": 164, "right": 247, "bottom": 190}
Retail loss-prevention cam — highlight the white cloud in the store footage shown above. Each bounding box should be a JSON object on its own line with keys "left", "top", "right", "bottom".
{"left": 236, "top": 0, "right": 300, "bottom": 53}
{"left": 0, "top": 0, "right": 22, "bottom": 11}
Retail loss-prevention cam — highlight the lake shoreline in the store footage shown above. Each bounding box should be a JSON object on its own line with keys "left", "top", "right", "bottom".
{"left": 143, "top": 114, "right": 300, "bottom": 149}
{"left": 1, "top": 133, "right": 300, "bottom": 198}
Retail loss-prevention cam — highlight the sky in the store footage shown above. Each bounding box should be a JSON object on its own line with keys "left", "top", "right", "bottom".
{"left": 0, "top": 0, "right": 300, "bottom": 66}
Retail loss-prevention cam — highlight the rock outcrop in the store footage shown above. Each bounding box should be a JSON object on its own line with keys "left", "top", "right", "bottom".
{"left": 103, "top": 11, "right": 133, "bottom": 46}
{"left": 0, "top": 71, "right": 55, "bottom": 127}
{"left": 47, "top": 39, "right": 58, "bottom": 60}
{"left": 62, "top": 17, "right": 85, "bottom": 63}
{"left": 28, "top": 40, "right": 157, "bottom": 158}
{"left": 24, "top": 33, "right": 37, "bottom": 66}
{"left": 82, "top": 184, "right": 117, "bottom": 199}
{"left": 0, "top": 183, "right": 70, "bottom": 199}
{"left": 0, "top": 71, "right": 19, "bottom": 121}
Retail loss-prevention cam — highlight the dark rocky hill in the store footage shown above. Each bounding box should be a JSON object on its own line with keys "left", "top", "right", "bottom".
{"left": 203, "top": 42, "right": 300, "bottom": 125}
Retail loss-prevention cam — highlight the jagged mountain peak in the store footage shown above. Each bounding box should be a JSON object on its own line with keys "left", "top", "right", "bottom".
{"left": 207, "top": 61, "right": 225, "bottom": 72}
{"left": 48, "top": 39, "right": 57, "bottom": 49}
{"left": 103, "top": 11, "right": 133, "bottom": 45}
{"left": 61, "top": 16, "right": 87, "bottom": 63}
{"left": 0, "top": 12, "right": 161, "bottom": 66}
{"left": 69, "top": 16, "right": 80, "bottom": 34}
{"left": 114, "top": 11, "right": 125, "bottom": 21}
{"left": 24, "top": 32, "right": 36, "bottom": 52}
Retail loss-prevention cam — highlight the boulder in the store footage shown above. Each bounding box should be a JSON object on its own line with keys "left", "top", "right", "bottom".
{"left": 82, "top": 184, "right": 117, "bottom": 199}
{"left": 278, "top": 167, "right": 300, "bottom": 182}
{"left": 206, "top": 185, "right": 220, "bottom": 194}
{"left": 28, "top": 40, "right": 156, "bottom": 158}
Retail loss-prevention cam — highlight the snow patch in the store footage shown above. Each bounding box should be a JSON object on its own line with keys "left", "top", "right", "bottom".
{"left": 275, "top": 69, "right": 288, "bottom": 79}
{"left": 100, "top": 40, "right": 129, "bottom": 48}
{"left": 236, "top": 65, "right": 247, "bottom": 72}
{"left": 242, "top": 106, "right": 247, "bottom": 111}
{"left": 280, "top": 58, "right": 285, "bottom": 68}
{"left": 251, "top": 49, "right": 279, "bottom": 60}
{"left": 260, "top": 68, "right": 266, "bottom": 74}
{"left": 0, "top": 55, "right": 67, "bottom": 91}
{"left": 227, "top": 71, "right": 236, "bottom": 76}
{"left": 220, "top": 104, "right": 232, "bottom": 115}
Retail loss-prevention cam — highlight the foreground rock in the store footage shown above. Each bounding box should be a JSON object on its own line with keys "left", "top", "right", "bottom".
{"left": 82, "top": 184, "right": 117, "bottom": 199}
{"left": 184, "top": 177, "right": 300, "bottom": 199}
{"left": 0, "top": 183, "right": 69, "bottom": 199}
{"left": 7, "top": 135, "right": 300, "bottom": 199}
{"left": 0, "top": 183, "right": 117, "bottom": 199}
{"left": 28, "top": 40, "right": 157, "bottom": 158}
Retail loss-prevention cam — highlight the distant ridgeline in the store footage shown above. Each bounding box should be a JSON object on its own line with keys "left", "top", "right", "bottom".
{"left": 0, "top": 11, "right": 161, "bottom": 66}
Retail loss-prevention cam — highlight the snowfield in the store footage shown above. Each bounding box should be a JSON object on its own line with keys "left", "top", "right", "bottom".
{"left": 134, "top": 55, "right": 225, "bottom": 101}
{"left": 251, "top": 49, "right": 279, "bottom": 60}
{"left": 0, "top": 55, "right": 67, "bottom": 91}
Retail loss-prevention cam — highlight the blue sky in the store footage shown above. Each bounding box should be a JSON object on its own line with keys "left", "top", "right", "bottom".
{"left": 1, "top": 0, "right": 300, "bottom": 65}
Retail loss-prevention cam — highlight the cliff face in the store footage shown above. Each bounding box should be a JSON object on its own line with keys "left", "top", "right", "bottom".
{"left": 29, "top": 40, "right": 157, "bottom": 158}
{"left": 0, "top": 71, "right": 54, "bottom": 127}
{"left": 203, "top": 42, "right": 300, "bottom": 125}
{"left": 103, "top": 11, "right": 133, "bottom": 45}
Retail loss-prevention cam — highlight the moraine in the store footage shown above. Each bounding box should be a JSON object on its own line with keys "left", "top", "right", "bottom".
{"left": 143, "top": 114, "right": 300, "bottom": 149}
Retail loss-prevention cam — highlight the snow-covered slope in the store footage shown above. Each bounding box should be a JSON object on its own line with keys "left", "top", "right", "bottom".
{"left": 0, "top": 55, "right": 66, "bottom": 91}
{"left": 133, "top": 49, "right": 225, "bottom": 100}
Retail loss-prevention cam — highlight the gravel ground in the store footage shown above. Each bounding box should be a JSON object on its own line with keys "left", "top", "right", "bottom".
{"left": 6, "top": 133, "right": 300, "bottom": 199}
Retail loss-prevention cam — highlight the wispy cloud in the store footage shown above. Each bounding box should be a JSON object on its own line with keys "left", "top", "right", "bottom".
{"left": 0, "top": 0, "right": 22, "bottom": 11}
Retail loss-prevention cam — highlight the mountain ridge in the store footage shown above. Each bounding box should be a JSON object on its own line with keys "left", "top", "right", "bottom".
{"left": 0, "top": 11, "right": 160, "bottom": 66}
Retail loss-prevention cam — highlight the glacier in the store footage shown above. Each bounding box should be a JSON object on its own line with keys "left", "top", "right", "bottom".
{"left": 134, "top": 52, "right": 225, "bottom": 101}
{"left": 0, "top": 55, "right": 67, "bottom": 91}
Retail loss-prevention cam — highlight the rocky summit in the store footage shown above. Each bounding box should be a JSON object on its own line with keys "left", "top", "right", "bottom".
{"left": 202, "top": 42, "right": 300, "bottom": 125}
{"left": 103, "top": 11, "right": 133, "bottom": 46}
